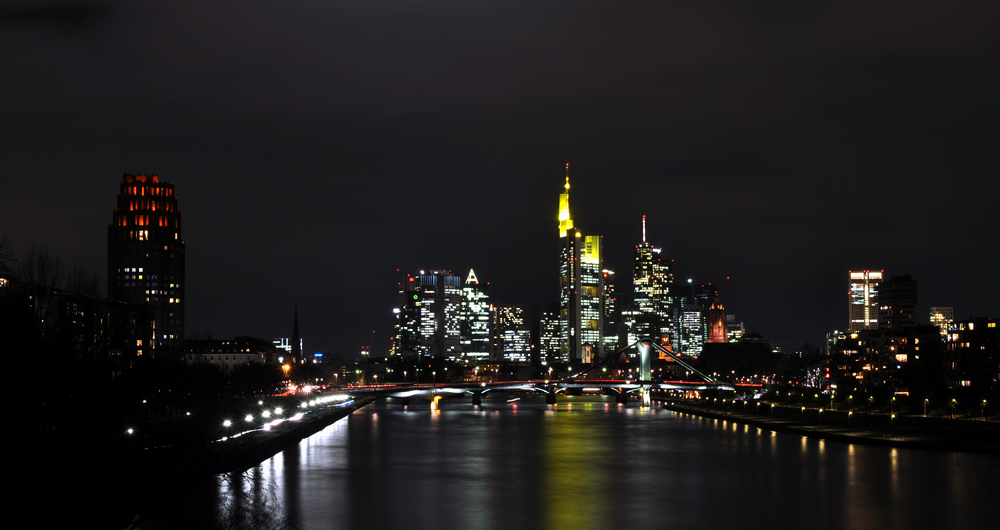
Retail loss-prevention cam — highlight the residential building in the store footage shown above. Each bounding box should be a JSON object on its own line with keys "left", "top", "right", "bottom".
{"left": 107, "top": 173, "right": 185, "bottom": 354}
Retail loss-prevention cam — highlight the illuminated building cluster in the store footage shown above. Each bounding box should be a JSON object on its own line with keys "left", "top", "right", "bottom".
{"left": 107, "top": 173, "right": 185, "bottom": 353}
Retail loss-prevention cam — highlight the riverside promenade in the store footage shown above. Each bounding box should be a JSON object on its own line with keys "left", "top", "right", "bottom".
{"left": 656, "top": 396, "right": 1000, "bottom": 454}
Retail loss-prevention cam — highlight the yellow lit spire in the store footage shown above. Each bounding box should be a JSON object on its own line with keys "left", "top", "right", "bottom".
{"left": 559, "top": 163, "right": 573, "bottom": 237}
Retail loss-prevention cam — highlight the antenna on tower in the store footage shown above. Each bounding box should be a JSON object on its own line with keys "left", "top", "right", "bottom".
{"left": 642, "top": 214, "right": 646, "bottom": 243}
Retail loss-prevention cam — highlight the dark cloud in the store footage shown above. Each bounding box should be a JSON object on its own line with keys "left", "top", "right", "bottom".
{"left": 0, "top": 1, "right": 112, "bottom": 32}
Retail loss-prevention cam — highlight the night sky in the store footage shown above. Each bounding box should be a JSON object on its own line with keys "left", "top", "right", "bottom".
{"left": 2, "top": 1, "right": 998, "bottom": 356}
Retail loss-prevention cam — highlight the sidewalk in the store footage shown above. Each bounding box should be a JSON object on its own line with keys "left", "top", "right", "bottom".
{"left": 658, "top": 398, "right": 1000, "bottom": 454}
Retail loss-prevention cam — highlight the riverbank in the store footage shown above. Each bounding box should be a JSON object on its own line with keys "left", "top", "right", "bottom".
{"left": 210, "top": 395, "right": 378, "bottom": 473}
{"left": 657, "top": 397, "right": 1000, "bottom": 454}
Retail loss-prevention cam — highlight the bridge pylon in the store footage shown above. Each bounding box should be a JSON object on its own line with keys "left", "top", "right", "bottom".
{"left": 639, "top": 339, "right": 652, "bottom": 407}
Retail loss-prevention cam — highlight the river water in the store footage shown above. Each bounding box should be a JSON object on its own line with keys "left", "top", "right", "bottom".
{"left": 171, "top": 395, "right": 1000, "bottom": 530}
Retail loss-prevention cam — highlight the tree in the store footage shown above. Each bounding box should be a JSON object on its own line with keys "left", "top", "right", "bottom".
{"left": 0, "top": 235, "right": 15, "bottom": 279}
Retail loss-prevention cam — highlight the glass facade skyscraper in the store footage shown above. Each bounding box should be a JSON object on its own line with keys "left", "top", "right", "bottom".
{"left": 460, "top": 269, "right": 491, "bottom": 362}
{"left": 557, "top": 166, "right": 604, "bottom": 364}
{"left": 395, "top": 270, "right": 463, "bottom": 360}
{"left": 629, "top": 216, "right": 675, "bottom": 350}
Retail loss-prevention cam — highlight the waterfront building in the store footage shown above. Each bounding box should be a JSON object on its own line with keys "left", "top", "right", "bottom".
{"left": 945, "top": 316, "right": 999, "bottom": 391}
{"left": 878, "top": 274, "right": 917, "bottom": 329}
{"left": 829, "top": 325, "right": 943, "bottom": 393}
{"left": 185, "top": 337, "right": 268, "bottom": 371}
{"left": 460, "top": 269, "right": 491, "bottom": 363}
{"left": 107, "top": 173, "right": 185, "bottom": 354}
{"left": 848, "top": 270, "right": 882, "bottom": 332}
{"left": 557, "top": 166, "right": 604, "bottom": 363}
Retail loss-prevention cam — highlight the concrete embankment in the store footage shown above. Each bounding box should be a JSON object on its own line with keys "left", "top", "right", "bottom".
{"left": 213, "top": 395, "right": 378, "bottom": 473}
{"left": 657, "top": 398, "right": 1000, "bottom": 455}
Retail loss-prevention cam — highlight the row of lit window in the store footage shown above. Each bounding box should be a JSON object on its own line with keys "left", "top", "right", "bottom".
{"left": 122, "top": 185, "right": 172, "bottom": 198}
{"left": 127, "top": 200, "right": 176, "bottom": 213}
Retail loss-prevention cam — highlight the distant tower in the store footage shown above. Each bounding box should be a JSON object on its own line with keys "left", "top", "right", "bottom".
{"left": 707, "top": 292, "right": 727, "bottom": 343}
{"left": 848, "top": 270, "right": 882, "bottom": 332}
{"left": 107, "top": 173, "right": 185, "bottom": 354}
{"left": 557, "top": 165, "right": 604, "bottom": 363}
{"left": 291, "top": 305, "right": 302, "bottom": 364}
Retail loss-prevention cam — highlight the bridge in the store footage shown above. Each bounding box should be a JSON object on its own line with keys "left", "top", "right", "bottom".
{"left": 347, "top": 338, "right": 736, "bottom": 409}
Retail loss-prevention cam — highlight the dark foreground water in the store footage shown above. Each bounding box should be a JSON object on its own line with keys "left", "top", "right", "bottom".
{"left": 160, "top": 395, "right": 1000, "bottom": 530}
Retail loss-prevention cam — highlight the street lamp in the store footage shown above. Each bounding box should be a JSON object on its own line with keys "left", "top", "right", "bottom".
{"left": 923, "top": 398, "right": 929, "bottom": 416}
{"left": 433, "top": 371, "right": 436, "bottom": 386}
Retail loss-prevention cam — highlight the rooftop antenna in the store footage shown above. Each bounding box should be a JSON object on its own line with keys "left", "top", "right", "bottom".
{"left": 642, "top": 214, "right": 646, "bottom": 243}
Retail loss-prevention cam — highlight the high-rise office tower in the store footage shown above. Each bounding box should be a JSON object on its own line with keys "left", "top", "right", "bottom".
{"left": 675, "top": 280, "right": 715, "bottom": 356}
{"left": 557, "top": 165, "right": 604, "bottom": 363}
{"left": 395, "top": 270, "right": 463, "bottom": 360}
{"left": 107, "top": 173, "right": 185, "bottom": 354}
{"left": 929, "top": 307, "right": 954, "bottom": 340}
{"left": 602, "top": 269, "right": 619, "bottom": 353}
{"left": 460, "top": 269, "right": 491, "bottom": 362}
{"left": 848, "top": 270, "right": 882, "bottom": 332}
{"left": 631, "top": 215, "right": 675, "bottom": 348}
{"left": 531, "top": 302, "right": 561, "bottom": 365}
{"left": 878, "top": 274, "right": 917, "bottom": 329}
{"left": 491, "top": 304, "right": 530, "bottom": 362}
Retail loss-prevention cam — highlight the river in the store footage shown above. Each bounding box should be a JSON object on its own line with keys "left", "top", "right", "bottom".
{"left": 152, "top": 394, "right": 1000, "bottom": 530}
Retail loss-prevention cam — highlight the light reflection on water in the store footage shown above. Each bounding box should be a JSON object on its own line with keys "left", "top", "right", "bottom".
{"left": 207, "top": 397, "right": 999, "bottom": 530}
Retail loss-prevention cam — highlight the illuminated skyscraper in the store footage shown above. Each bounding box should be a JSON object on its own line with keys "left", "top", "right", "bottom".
{"left": 557, "top": 165, "right": 604, "bottom": 363}
{"left": 491, "top": 304, "right": 530, "bottom": 362}
{"left": 107, "top": 173, "right": 185, "bottom": 354}
{"left": 631, "top": 215, "right": 675, "bottom": 348}
{"left": 394, "top": 270, "right": 463, "bottom": 360}
{"left": 848, "top": 270, "right": 882, "bottom": 332}
{"left": 532, "top": 302, "right": 561, "bottom": 364}
{"left": 460, "top": 269, "right": 491, "bottom": 362}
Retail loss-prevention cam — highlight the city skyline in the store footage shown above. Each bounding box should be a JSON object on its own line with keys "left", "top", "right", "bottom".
{"left": 2, "top": 2, "right": 998, "bottom": 356}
